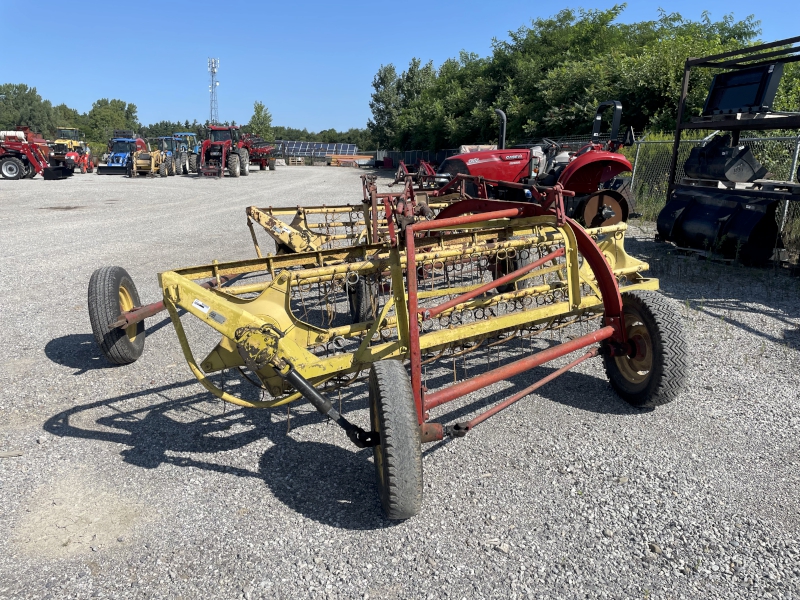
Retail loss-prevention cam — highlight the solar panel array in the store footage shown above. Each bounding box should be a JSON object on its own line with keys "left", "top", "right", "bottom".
{"left": 277, "top": 141, "right": 359, "bottom": 157}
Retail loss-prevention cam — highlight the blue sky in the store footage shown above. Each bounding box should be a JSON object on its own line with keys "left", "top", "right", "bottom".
{"left": 2, "top": 1, "right": 795, "bottom": 131}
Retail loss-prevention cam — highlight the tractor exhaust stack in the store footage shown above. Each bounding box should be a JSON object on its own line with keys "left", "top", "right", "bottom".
{"left": 494, "top": 109, "right": 506, "bottom": 150}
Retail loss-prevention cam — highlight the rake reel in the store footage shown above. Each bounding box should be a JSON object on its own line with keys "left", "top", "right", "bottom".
{"left": 88, "top": 178, "right": 688, "bottom": 519}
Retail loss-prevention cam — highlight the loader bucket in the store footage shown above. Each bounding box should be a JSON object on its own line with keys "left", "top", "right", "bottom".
{"left": 96, "top": 165, "right": 127, "bottom": 175}
{"left": 657, "top": 185, "right": 781, "bottom": 264}
{"left": 42, "top": 166, "right": 74, "bottom": 180}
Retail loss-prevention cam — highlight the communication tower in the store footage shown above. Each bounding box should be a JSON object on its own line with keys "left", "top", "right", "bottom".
{"left": 208, "top": 58, "right": 220, "bottom": 124}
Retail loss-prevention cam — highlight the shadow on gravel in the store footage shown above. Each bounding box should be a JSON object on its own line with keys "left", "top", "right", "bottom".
{"left": 42, "top": 378, "right": 393, "bottom": 529}
{"left": 617, "top": 232, "right": 800, "bottom": 346}
{"left": 44, "top": 315, "right": 179, "bottom": 373}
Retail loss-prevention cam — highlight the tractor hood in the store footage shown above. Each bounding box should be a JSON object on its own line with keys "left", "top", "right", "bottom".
{"left": 438, "top": 149, "right": 532, "bottom": 183}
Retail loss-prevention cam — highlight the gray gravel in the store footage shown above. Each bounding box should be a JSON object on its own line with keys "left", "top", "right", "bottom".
{"left": 1, "top": 167, "right": 799, "bottom": 599}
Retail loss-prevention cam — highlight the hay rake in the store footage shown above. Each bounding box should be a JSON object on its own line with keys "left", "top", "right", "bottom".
{"left": 89, "top": 177, "right": 688, "bottom": 519}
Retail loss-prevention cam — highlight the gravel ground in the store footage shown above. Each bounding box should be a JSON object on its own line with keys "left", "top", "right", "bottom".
{"left": 0, "top": 167, "right": 799, "bottom": 600}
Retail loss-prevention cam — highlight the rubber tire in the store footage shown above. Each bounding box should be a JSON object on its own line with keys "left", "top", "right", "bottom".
{"left": 127, "top": 162, "right": 135, "bottom": 178}
{"left": 188, "top": 154, "right": 197, "bottom": 173}
{"left": 347, "top": 278, "right": 377, "bottom": 324}
{"left": 24, "top": 161, "right": 37, "bottom": 179}
{"left": 259, "top": 162, "right": 266, "bottom": 170}
{"left": 80, "top": 163, "right": 87, "bottom": 174}
{"left": 167, "top": 157, "right": 176, "bottom": 176}
{"left": 88, "top": 266, "right": 146, "bottom": 365}
{"left": 368, "top": 360, "right": 423, "bottom": 520}
{"left": 0, "top": 157, "right": 24, "bottom": 179}
{"left": 493, "top": 237, "right": 537, "bottom": 294}
{"left": 239, "top": 150, "right": 250, "bottom": 176}
{"left": 158, "top": 160, "right": 168, "bottom": 177}
{"left": 603, "top": 291, "right": 688, "bottom": 409}
{"left": 227, "top": 153, "right": 241, "bottom": 178}
{"left": 179, "top": 151, "right": 187, "bottom": 174}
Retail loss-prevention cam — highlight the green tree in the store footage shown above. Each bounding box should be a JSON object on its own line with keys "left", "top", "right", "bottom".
{"left": 367, "top": 64, "right": 400, "bottom": 149}
{"left": 0, "top": 84, "right": 56, "bottom": 136}
{"left": 246, "top": 101, "right": 273, "bottom": 140}
{"left": 86, "top": 98, "right": 139, "bottom": 142}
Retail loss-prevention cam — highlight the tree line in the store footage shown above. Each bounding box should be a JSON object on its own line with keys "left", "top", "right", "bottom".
{"left": 0, "top": 86, "right": 376, "bottom": 149}
{"left": 367, "top": 6, "right": 800, "bottom": 150}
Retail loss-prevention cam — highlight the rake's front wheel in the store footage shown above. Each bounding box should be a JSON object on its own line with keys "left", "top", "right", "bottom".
{"left": 88, "top": 266, "right": 146, "bottom": 365}
{"left": 369, "top": 360, "right": 423, "bottom": 520}
{"left": 604, "top": 291, "right": 688, "bottom": 408}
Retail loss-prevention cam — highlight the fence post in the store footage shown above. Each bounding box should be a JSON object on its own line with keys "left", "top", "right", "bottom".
{"left": 629, "top": 134, "right": 647, "bottom": 194}
{"left": 780, "top": 134, "right": 800, "bottom": 231}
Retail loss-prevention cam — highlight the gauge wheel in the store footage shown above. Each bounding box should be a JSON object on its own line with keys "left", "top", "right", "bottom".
{"left": 88, "top": 266, "right": 146, "bottom": 365}
{"left": 603, "top": 291, "right": 688, "bottom": 408}
{"left": 369, "top": 360, "right": 423, "bottom": 520}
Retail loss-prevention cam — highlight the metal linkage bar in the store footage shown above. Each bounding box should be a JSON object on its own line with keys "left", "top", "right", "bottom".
{"left": 424, "top": 326, "right": 614, "bottom": 411}
{"left": 445, "top": 347, "right": 599, "bottom": 437}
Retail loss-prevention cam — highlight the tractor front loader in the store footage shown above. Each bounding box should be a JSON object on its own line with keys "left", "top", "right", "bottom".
{"left": 0, "top": 131, "right": 72, "bottom": 180}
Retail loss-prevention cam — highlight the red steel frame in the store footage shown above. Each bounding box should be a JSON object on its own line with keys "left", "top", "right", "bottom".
{"left": 399, "top": 185, "right": 629, "bottom": 438}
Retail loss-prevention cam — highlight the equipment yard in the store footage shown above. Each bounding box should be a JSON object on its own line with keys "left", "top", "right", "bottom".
{"left": 1, "top": 167, "right": 799, "bottom": 599}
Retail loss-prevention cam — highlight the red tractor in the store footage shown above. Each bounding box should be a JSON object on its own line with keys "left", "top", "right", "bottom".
{"left": 198, "top": 125, "right": 251, "bottom": 178}
{"left": 435, "top": 101, "right": 637, "bottom": 228}
{"left": 0, "top": 130, "right": 72, "bottom": 180}
{"left": 64, "top": 147, "right": 96, "bottom": 174}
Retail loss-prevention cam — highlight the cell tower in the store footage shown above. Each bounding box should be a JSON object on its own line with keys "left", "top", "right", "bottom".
{"left": 208, "top": 58, "right": 220, "bottom": 124}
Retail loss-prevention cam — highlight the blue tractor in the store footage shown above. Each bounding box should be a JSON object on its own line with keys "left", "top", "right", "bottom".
{"left": 97, "top": 130, "right": 144, "bottom": 175}
{"left": 154, "top": 136, "right": 184, "bottom": 176}
{"left": 174, "top": 132, "right": 201, "bottom": 174}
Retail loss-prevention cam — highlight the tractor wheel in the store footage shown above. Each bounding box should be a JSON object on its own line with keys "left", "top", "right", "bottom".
{"left": 87, "top": 162, "right": 94, "bottom": 173}
{"left": 239, "top": 150, "right": 250, "bottom": 176}
{"left": 0, "top": 157, "right": 24, "bottom": 179}
{"left": 188, "top": 154, "right": 197, "bottom": 173}
{"left": 603, "top": 291, "right": 688, "bottom": 409}
{"left": 24, "top": 162, "right": 37, "bottom": 179}
{"left": 259, "top": 161, "right": 266, "bottom": 171}
{"left": 158, "top": 160, "right": 168, "bottom": 177}
{"left": 368, "top": 360, "right": 423, "bottom": 520}
{"left": 227, "top": 153, "right": 241, "bottom": 178}
{"left": 80, "top": 162, "right": 87, "bottom": 174}
{"left": 127, "top": 162, "right": 135, "bottom": 178}
{"left": 88, "top": 266, "right": 146, "bottom": 365}
{"left": 168, "top": 157, "right": 176, "bottom": 176}
{"left": 180, "top": 152, "right": 188, "bottom": 174}
{"left": 347, "top": 278, "right": 377, "bottom": 324}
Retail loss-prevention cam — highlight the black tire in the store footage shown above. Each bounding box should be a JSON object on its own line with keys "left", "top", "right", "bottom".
{"left": 259, "top": 162, "right": 266, "bottom": 170}
{"left": 179, "top": 151, "right": 188, "bottom": 174}
{"left": 24, "top": 161, "right": 37, "bottom": 179}
{"left": 188, "top": 153, "right": 197, "bottom": 173}
{"left": 492, "top": 241, "right": 538, "bottom": 294}
{"left": 127, "top": 161, "right": 135, "bottom": 177}
{"left": 347, "top": 278, "right": 377, "bottom": 323}
{"left": 158, "top": 160, "right": 168, "bottom": 177}
{"left": 227, "top": 153, "right": 240, "bottom": 178}
{"left": 368, "top": 360, "right": 423, "bottom": 520}
{"left": 603, "top": 291, "right": 688, "bottom": 408}
{"left": 0, "top": 157, "right": 25, "bottom": 179}
{"left": 88, "top": 266, "right": 146, "bottom": 365}
{"left": 239, "top": 150, "right": 250, "bottom": 176}
{"left": 167, "top": 156, "right": 176, "bottom": 176}
{"left": 80, "top": 162, "right": 87, "bottom": 174}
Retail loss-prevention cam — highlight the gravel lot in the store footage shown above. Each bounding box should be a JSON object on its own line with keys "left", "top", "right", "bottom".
{"left": 1, "top": 167, "right": 799, "bottom": 600}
